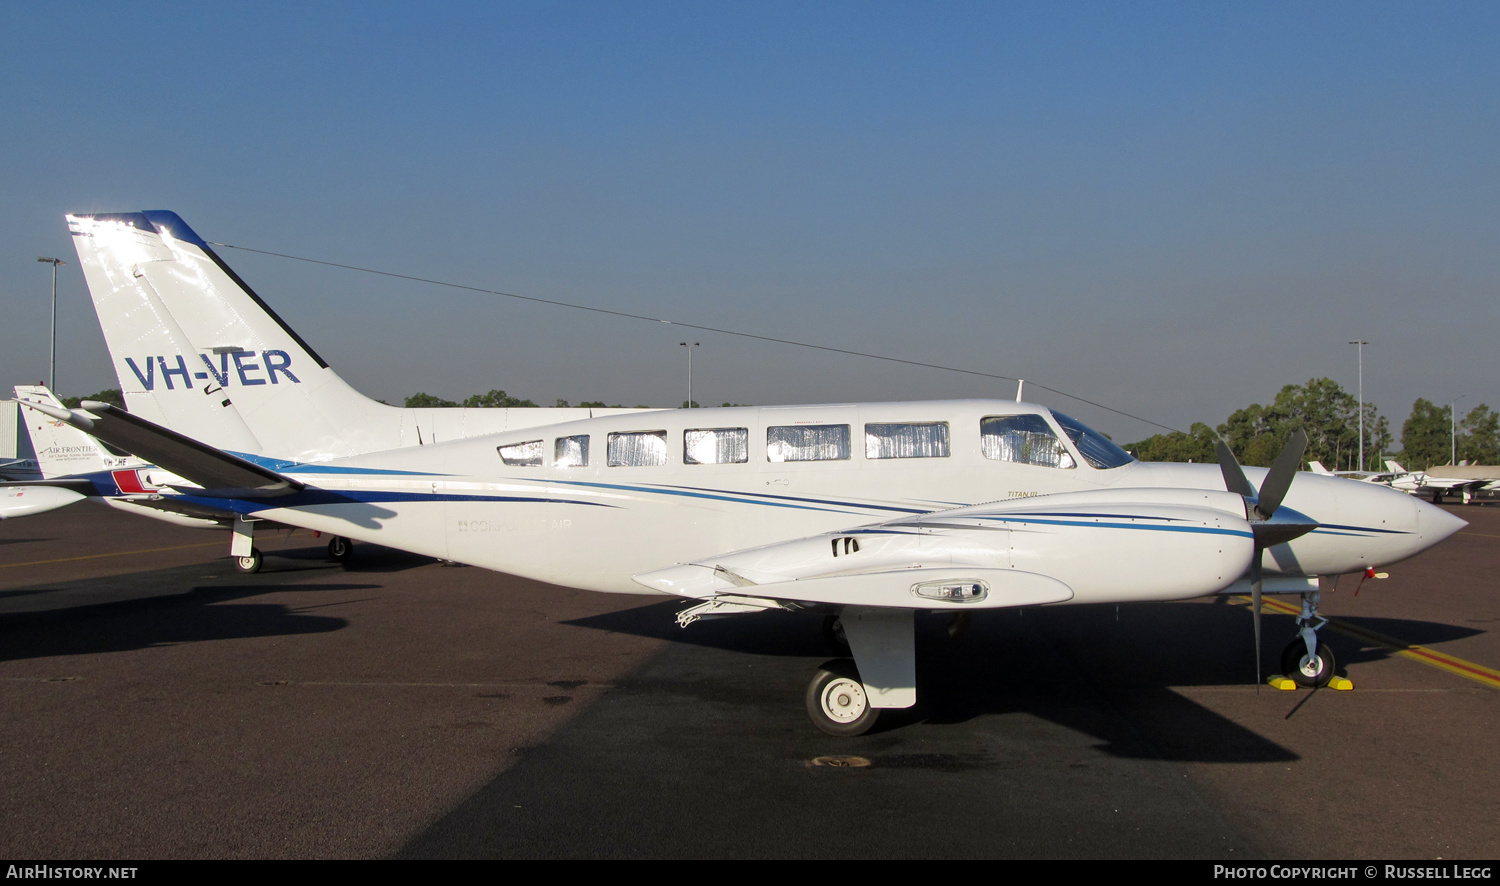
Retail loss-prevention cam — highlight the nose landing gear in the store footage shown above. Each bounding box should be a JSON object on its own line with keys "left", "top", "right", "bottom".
{"left": 1280, "top": 588, "right": 1336, "bottom": 688}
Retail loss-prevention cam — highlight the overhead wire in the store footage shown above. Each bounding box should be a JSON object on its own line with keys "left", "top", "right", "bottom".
{"left": 209, "top": 241, "right": 1180, "bottom": 434}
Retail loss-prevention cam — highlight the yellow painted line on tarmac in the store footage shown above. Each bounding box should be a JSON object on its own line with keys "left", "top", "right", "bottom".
{"left": 1236, "top": 595, "right": 1500, "bottom": 690}
{"left": 1456, "top": 531, "right": 1500, "bottom": 539}
{"left": 1, "top": 540, "right": 226, "bottom": 569}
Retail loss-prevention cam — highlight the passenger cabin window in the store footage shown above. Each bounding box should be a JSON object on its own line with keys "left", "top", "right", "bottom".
{"left": 497, "top": 440, "right": 543, "bottom": 467}
{"left": 865, "top": 422, "right": 950, "bottom": 459}
{"left": 767, "top": 424, "right": 851, "bottom": 462}
{"left": 555, "top": 434, "right": 589, "bottom": 468}
{"left": 685, "top": 428, "right": 749, "bottom": 464}
{"left": 608, "top": 430, "right": 669, "bottom": 467}
{"left": 981, "top": 415, "right": 1076, "bottom": 469}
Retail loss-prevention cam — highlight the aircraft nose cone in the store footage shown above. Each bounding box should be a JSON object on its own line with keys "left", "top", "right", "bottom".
{"left": 1417, "top": 499, "right": 1468, "bottom": 546}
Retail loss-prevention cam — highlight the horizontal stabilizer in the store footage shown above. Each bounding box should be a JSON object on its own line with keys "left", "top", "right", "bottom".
{"left": 19, "top": 401, "right": 301, "bottom": 498}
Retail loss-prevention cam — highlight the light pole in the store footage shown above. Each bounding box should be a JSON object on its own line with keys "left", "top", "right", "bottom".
{"left": 1348, "top": 339, "right": 1368, "bottom": 471}
{"left": 679, "top": 342, "right": 699, "bottom": 408}
{"left": 1450, "top": 395, "right": 1465, "bottom": 466}
{"left": 38, "top": 257, "right": 66, "bottom": 391}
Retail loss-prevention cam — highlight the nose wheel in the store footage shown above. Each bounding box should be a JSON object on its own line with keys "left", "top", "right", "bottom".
{"left": 1282, "top": 638, "right": 1336, "bottom": 687}
{"left": 1282, "top": 588, "right": 1337, "bottom": 688}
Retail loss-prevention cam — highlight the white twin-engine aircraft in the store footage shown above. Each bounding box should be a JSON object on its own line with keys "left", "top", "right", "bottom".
{"left": 31, "top": 211, "right": 1465, "bottom": 735}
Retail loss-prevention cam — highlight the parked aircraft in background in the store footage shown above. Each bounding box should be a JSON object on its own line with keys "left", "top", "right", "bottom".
{"left": 1410, "top": 463, "right": 1500, "bottom": 504}
{"left": 0, "top": 457, "right": 41, "bottom": 482}
{"left": 1306, "top": 460, "right": 1405, "bottom": 484}
{"left": 7, "top": 385, "right": 358, "bottom": 568}
{"left": 42, "top": 210, "right": 1466, "bottom": 735}
{"left": 1310, "top": 456, "right": 1499, "bottom": 504}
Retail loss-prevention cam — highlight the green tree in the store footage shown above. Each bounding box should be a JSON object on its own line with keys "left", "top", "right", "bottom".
{"left": 1460, "top": 404, "right": 1500, "bottom": 464}
{"left": 463, "top": 390, "right": 536, "bottom": 408}
{"left": 1216, "top": 378, "right": 1368, "bottom": 468}
{"left": 62, "top": 388, "right": 124, "bottom": 409}
{"left": 1125, "top": 422, "right": 1219, "bottom": 462}
{"left": 1400, "top": 398, "right": 1451, "bottom": 469}
{"left": 404, "top": 392, "right": 457, "bottom": 408}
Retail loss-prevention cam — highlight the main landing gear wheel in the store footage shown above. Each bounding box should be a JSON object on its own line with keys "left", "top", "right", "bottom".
{"left": 806, "top": 659, "right": 878, "bottom": 737}
{"left": 327, "top": 536, "right": 353, "bottom": 563}
{"left": 235, "top": 549, "right": 263, "bottom": 574}
{"left": 1282, "top": 639, "right": 1337, "bottom": 688}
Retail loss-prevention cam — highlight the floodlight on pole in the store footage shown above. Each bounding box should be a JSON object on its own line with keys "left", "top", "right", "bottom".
{"left": 1348, "top": 340, "right": 1368, "bottom": 471}
{"left": 679, "top": 342, "right": 699, "bottom": 408}
{"left": 38, "top": 257, "right": 66, "bottom": 391}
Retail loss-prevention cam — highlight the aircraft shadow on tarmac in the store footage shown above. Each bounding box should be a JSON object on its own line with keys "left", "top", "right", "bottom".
{"left": 256, "top": 542, "right": 438, "bottom": 575}
{"left": 564, "top": 602, "right": 1302, "bottom": 761}
{"left": 562, "top": 594, "right": 1483, "bottom": 763}
{"left": 0, "top": 555, "right": 385, "bottom": 661}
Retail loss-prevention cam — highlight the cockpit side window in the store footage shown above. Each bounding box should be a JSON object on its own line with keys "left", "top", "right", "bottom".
{"left": 981, "top": 415, "right": 1075, "bottom": 469}
{"left": 1050, "top": 410, "right": 1135, "bottom": 470}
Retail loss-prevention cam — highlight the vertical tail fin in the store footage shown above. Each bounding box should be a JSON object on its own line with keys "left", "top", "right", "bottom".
{"left": 69, "top": 211, "right": 648, "bottom": 462}
{"left": 13, "top": 386, "right": 133, "bottom": 478}
{"left": 69, "top": 212, "right": 419, "bottom": 460}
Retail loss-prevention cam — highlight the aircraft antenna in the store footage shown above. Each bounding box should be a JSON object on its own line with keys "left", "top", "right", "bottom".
{"left": 210, "top": 242, "right": 1180, "bottom": 433}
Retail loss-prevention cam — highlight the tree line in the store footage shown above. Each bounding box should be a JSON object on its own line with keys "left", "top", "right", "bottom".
{"left": 1124, "top": 378, "right": 1499, "bottom": 470}
{"left": 402, "top": 390, "right": 741, "bottom": 409}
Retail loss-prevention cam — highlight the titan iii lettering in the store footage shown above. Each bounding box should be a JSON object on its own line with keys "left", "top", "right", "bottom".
{"left": 122, "top": 351, "right": 301, "bottom": 391}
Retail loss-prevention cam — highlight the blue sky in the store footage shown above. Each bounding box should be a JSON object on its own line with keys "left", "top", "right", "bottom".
{"left": 2, "top": 1, "right": 1496, "bottom": 444}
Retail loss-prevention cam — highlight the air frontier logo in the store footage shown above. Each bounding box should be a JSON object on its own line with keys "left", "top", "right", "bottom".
{"left": 124, "top": 351, "right": 301, "bottom": 391}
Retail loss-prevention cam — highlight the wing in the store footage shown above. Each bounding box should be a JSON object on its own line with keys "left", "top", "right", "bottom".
{"left": 635, "top": 487, "right": 1260, "bottom": 620}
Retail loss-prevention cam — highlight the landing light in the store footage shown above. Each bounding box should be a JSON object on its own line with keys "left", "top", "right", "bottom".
{"left": 911, "top": 579, "right": 988, "bottom": 603}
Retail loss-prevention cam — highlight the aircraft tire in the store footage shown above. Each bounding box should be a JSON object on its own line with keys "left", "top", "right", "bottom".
{"left": 806, "top": 659, "right": 878, "bottom": 737}
{"left": 328, "top": 536, "right": 353, "bottom": 562}
{"left": 1282, "top": 639, "right": 1336, "bottom": 688}
{"left": 236, "top": 549, "right": 263, "bottom": 574}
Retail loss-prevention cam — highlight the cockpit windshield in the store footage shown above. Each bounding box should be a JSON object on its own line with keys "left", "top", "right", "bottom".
{"left": 1050, "top": 410, "right": 1136, "bottom": 470}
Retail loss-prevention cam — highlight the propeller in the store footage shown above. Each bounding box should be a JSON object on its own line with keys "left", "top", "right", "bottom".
{"left": 1216, "top": 429, "right": 1316, "bottom": 687}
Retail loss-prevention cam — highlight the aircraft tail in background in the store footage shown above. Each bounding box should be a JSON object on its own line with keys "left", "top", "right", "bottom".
{"left": 13, "top": 386, "right": 134, "bottom": 478}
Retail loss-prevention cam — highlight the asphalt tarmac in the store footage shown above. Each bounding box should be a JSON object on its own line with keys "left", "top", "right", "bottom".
{"left": 0, "top": 500, "right": 1495, "bottom": 859}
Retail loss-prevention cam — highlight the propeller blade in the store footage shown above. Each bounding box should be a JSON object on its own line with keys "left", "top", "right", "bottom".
{"left": 1256, "top": 428, "right": 1309, "bottom": 519}
{"left": 1217, "top": 440, "right": 1256, "bottom": 499}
